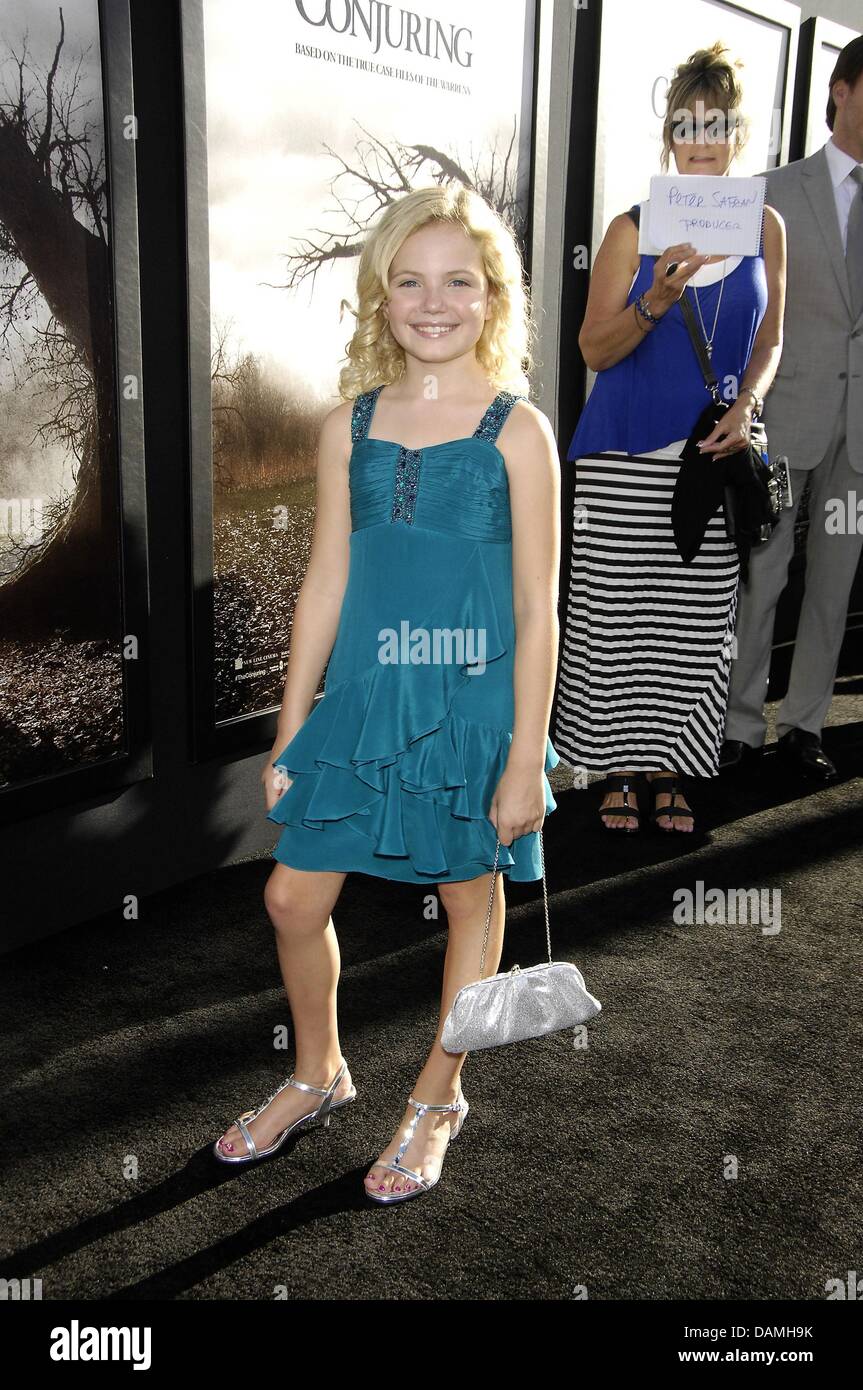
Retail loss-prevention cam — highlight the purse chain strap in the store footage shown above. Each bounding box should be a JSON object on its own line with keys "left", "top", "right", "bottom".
{"left": 477, "top": 830, "right": 552, "bottom": 979}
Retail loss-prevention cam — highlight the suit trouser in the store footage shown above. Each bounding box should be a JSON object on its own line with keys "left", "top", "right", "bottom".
{"left": 724, "top": 401, "right": 863, "bottom": 746}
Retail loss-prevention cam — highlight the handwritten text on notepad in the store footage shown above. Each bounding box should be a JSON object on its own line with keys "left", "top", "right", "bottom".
{"left": 643, "top": 175, "right": 766, "bottom": 256}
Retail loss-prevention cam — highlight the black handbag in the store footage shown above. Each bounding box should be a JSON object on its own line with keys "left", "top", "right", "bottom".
{"left": 674, "top": 290, "right": 783, "bottom": 584}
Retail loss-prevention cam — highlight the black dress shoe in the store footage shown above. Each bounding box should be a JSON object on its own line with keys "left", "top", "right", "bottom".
{"left": 776, "top": 728, "right": 838, "bottom": 782}
{"left": 719, "top": 738, "right": 763, "bottom": 770}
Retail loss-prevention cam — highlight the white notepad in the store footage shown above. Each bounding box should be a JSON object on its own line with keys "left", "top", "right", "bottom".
{"left": 639, "top": 175, "right": 766, "bottom": 256}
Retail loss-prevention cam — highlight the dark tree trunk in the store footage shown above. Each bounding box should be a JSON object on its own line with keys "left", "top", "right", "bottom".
{"left": 0, "top": 118, "right": 122, "bottom": 638}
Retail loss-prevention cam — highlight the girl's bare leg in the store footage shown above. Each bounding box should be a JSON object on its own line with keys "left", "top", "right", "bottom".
{"left": 216, "top": 863, "right": 353, "bottom": 1157}
{"left": 364, "top": 868, "right": 507, "bottom": 1196}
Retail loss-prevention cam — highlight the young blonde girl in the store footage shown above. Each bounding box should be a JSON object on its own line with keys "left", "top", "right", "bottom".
{"left": 213, "top": 185, "right": 561, "bottom": 1202}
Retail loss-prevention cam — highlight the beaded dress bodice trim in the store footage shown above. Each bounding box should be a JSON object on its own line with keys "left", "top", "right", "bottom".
{"left": 350, "top": 385, "right": 524, "bottom": 526}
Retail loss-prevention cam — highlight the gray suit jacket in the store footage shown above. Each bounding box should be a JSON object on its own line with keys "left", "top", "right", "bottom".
{"left": 762, "top": 143, "right": 863, "bottom": 472}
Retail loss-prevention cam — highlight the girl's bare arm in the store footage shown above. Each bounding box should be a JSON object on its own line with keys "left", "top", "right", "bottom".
{"left": 269, "top": 401, "right": 353, "bottom": 757}
{"left": 490, "top": 401, "right": 560, "bottom": 842}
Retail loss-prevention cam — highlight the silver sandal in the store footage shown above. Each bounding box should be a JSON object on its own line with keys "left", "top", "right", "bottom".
{"left": 365, "top": 1091, "right": 469, "bottom": 1203}
{"left": 213, "top": 1058, "right": 356, "bottom": 1164}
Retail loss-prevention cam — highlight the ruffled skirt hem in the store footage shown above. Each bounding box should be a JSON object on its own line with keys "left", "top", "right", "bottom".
{"left": 267, "top": 661, "right": 559, "bottom": 884}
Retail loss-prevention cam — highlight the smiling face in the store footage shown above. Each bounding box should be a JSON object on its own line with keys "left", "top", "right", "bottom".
{"left": 669, "top": 99, "right": 738, "bottom": 176}
{"left": 382, "top": 221, "right": 494, "bottom": 366}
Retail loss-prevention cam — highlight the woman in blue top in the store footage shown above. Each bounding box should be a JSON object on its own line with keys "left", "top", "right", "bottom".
{"left": 211, "top": 186, "right": 570, "bottom": 1203}
{"left": 553, "top": 43, "right": 785, "bottom": 833}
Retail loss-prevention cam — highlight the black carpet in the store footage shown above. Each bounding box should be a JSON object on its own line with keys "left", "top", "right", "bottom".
{"left": 2, "top": 706, "right": 862, "bottom": 1301}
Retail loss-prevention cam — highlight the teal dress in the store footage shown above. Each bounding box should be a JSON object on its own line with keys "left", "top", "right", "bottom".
{"left": 267, "top": 385, "right": 560, "bottom": 883}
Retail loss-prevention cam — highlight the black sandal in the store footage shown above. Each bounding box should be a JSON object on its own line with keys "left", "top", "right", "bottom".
{"left": 598, "top": 773, "right": 641, "bottom": 834}
{"left": 647, "top": 772, "right": 694, "bottom": 833}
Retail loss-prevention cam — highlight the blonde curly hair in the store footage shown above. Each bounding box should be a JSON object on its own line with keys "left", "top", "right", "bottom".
{"left": 661, "top": 41, "right": 750, "bottom": 171}
{"left": 337, "top": 185, "right": 535, "bottom": 401}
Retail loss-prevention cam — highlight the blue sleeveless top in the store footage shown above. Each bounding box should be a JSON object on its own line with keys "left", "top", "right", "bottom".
{"left": 567, "top": 205, "right": 768, "bottom": 459}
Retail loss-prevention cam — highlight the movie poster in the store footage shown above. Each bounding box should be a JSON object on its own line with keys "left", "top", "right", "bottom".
{"left": 0, "top": 1, "right": 126, "bottom": 792}
{"left": 199, "top": 0, "right": 537, "bottom": 728}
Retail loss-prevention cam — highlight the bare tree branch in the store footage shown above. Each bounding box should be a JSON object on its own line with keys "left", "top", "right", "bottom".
{"left": 262, "top": 116, "right": 524, "bottom": 298}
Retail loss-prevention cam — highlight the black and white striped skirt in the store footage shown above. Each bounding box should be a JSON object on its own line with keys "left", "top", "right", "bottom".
{"left": 553, "top": 449, "right": 740, "bottom": 777}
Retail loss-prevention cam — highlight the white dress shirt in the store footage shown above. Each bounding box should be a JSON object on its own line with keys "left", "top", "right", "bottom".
{"left": 824, "top": 135, "right": 863, "bottom": 252}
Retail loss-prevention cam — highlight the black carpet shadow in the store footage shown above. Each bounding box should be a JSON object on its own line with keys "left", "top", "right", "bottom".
{"left": 2, "top": 727, "right": 862, "bottom": 1298}
{"left": 0, "top": 1133, "right": 367, "bottom": 1286}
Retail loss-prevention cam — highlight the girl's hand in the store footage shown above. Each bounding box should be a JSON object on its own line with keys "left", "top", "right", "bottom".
{"left": 263, "top": 753, "right": 292, "bottom": 812}
{"left": 697, "top": 397, "right": 753, "bottom": 459}
{"left": 488, "top": 764, "right": 547, "bottom": 846}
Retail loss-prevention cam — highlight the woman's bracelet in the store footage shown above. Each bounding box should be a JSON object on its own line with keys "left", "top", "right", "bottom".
{"left": 739, "top": 385, "right": 763, "bottom": 415}
{"left": 632, "top": 302, "right": 651, "bottom": 334}
{"left": 634, "top": 293, "right": 660, "bottom": 325}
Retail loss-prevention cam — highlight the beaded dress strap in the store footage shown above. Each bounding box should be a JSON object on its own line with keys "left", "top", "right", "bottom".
{"left": 351, "top": 384, "right": 525, "bottom": 444}
{"left": 474, "top": 390, "right": 525, "bottom": 444}
{"left": 351, "top": 385, "right": 385, "bottom": 443}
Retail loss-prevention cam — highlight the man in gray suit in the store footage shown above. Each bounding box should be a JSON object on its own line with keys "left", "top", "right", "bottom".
{"left": 721, "top": 36, "right": 863, "bottom": 781}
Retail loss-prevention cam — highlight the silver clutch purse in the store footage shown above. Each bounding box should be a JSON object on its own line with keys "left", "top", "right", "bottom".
{"left": 440, "top": 831, "right": 601, "bottom": 1053}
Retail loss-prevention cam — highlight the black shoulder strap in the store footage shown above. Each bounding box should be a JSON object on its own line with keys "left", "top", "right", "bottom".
{"left": 678, "top": 293, "right": 720, "bottom": 401}
{"left": 625, "top": 203, "right": 640, "bottom": 229}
